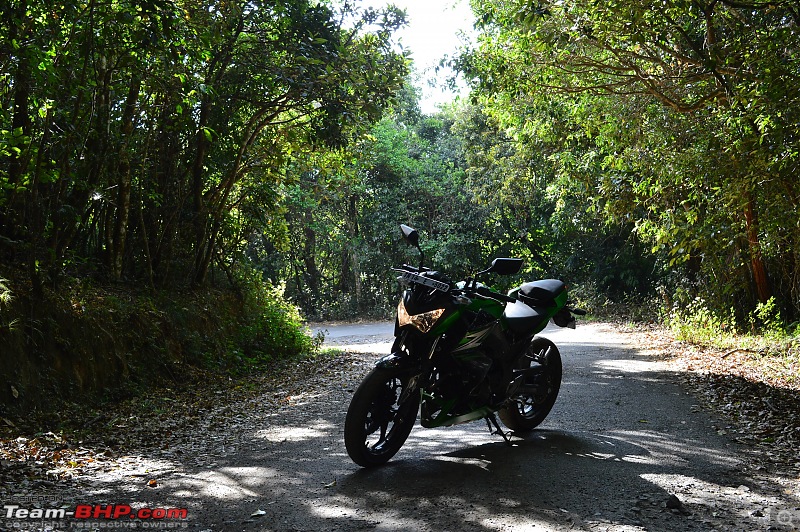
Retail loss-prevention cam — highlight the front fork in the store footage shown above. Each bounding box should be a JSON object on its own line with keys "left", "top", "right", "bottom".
{"left": 377, "top": 329, "right": 436, "bottom": 407}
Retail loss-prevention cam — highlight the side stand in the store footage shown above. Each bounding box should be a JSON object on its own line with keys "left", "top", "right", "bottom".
{"left": 485, "top": 413, "right": 513, "bottom": 445}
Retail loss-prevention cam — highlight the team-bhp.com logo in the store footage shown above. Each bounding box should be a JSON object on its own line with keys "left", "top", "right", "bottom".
{"left": 4, "top": 504, "right": 189, "bottom": 528}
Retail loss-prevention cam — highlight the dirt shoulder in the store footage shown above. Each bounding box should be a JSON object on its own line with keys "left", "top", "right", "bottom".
{"left": 631, "top": 324, "right": 800, "bottom": 491}
{"left": 0, "top": 322, "right": 798, "bottom": 531}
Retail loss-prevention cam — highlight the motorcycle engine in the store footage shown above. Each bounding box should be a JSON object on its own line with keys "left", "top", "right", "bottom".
{"left": 427, "top": 348, "right": 494, "bottom": 414}
{"left": 423, "top": 313, "right": 504, "bottom": 417}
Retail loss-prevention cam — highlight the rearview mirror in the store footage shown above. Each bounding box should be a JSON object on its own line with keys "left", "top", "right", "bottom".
{"left": 487, "top": 258, "right": 523, "bottom": 276}
{"left": 400, "top": 224, "right": 419, "bottom": 247}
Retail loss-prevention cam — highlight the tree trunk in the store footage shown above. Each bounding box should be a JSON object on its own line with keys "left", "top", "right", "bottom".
{"left": 190, "top": 97, "right": 213, "bottom": 286}
{"left": 302, "top": 212, "right": 321, "bottom": 313}
{"left": 3, "top": 4, "right": 31, "bottom": 241}
{"left": 743, "top": 189, "right": 771, "bottom": 303}
{"left": 150, "top": 93, "right": 182, "bottom": 285}
{"left": 111, "top": 76, "right": 141, "bottom": 281}
{"left": 137, "top": 197, "right": 155, "bottom": 290}
{"left": 7, "top": 18, "right": 30, "bottom": 188}
{"left": 347, "top": 194, "right": 362, "bottom": 310}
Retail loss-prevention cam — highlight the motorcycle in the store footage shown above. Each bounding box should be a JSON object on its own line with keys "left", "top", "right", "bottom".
{"left": 344, "top": 224, "right": 586, "bottom": 467}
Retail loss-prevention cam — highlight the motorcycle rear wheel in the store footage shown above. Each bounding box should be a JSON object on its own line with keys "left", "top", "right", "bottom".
{"left": 499, "top": 336, "right": 562, "bottom": 433}
{"left": 344, "top": 367, "right": 420, "bottom": 467}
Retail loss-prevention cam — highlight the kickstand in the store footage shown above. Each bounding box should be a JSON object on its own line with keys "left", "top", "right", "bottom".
{"left": 485, "top": 413, "right": 513, "bottom": 445}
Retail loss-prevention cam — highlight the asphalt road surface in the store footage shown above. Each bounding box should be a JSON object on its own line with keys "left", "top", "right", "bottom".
{"left": 24, "top": 322, "right": 800, "bottom": 531}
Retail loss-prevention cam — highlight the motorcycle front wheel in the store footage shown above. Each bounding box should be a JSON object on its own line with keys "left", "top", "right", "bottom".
{"left": 344, "top": 367, "right": 420, "bottom": 467}
{"left": 499, "top": 336, "right": 562, "bottom": 433}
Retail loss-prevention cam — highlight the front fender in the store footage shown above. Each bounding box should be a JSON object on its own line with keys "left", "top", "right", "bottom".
{"left": 376, "top": 352, "right": 422, "bottom": 373}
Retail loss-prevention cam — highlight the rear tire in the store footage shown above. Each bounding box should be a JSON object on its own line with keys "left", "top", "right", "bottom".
{"left": 499, "top": 337, "right": 562, "bottom": 433}
{"left": 344, "top": 367, "right": 419, "bottom": 467}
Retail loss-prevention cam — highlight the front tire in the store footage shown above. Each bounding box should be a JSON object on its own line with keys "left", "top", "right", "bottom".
{"left": 344, "top": 367, "right": 420, "bottom": 467}
{"left": 499, "top": 337, "right": 562, "bottom": 433}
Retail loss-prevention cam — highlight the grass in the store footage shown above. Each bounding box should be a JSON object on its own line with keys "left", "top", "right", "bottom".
{"left": 668, "top": 297, "right": 800, "bottom": 390}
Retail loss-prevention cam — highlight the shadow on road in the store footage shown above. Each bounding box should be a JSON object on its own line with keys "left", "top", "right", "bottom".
{"left": 65, "top": 325, "right": 800, "bottom": 531}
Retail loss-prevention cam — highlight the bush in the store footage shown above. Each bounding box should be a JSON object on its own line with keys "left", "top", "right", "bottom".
{"left": 669, "top": 295, "right": 797, "bottom": 352}
{"left": 233, "top": 265, "right": 321, "bottom": 368}
{"left": 751, "top": 297, "right": 785, "bottom": 338}
{"left": 669, "top": 297, "right": 734, "bottom": 345}
{"left": 0, "top": 277, "right": 16, "bottom": 331}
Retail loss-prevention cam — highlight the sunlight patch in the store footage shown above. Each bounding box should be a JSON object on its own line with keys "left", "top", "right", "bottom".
{"left": 309, "top": 505, "right": 423, "bottom": 530}
{"left": 334, "top": 341, "right": 393, "bottom": 353}
{"left": 476, "top": 514, "right": 561, "bottom": 531}
{"left": 285, "top": 392, "right": 324, "bottom": 405}
{"left": 620, "top": 454, "right": 659, "bottom": 465}
{"left": 310, "top": 504, "right": 358, "bottom": 519}
{"left": 595, "top": 359, "right": 670, "bottom": 373}
{"left": 255, "top": 425, "right": 329, "bottom": 442}
{"left": 171, "top": 470, "right": 262, "bottom": 499}
{"left": 604, "top": 429, "right": 740, "bottom": 467}
{"left": 434, "top": 455, "right": 491, "bottom": 470}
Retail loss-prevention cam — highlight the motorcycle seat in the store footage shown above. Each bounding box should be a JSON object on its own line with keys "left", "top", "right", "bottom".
{"left": 517, "top": 279, "right": 566, "bottom": 307}
{"left": 503, "top": 300, "right": 548, "bottom": 335}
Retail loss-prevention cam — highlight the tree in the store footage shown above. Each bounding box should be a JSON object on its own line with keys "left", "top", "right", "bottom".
{"left": 464, "top": 0, "right": 800, "bottom": 319}
{"left": 0, "top": 0, "right": 408, "bottom": 292}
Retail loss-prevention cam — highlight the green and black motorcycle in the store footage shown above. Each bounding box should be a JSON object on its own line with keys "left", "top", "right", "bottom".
{"left": 344, "top": 224, "right": 586, "bottom": 467}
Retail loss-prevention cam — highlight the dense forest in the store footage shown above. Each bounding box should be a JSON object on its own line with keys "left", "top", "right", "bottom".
{"left": 459, "top": 0, "right": 800, "bottom": 332}
{"left": 1, "top": 0, "right": 799, "bottom": 396}
{"left": 270, "top": 0, "right": 800, "bottom": 332}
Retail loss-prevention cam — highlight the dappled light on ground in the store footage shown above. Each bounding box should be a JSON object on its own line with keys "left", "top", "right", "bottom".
{"left": 2, "top": 323, "right": 798, "bottom": 530}
{"left": 641, "top": 472, "right": 792, "bottom": 524}
{"left": 596, "top": 359, "right": 672, "bottom": 374}
{"left": 255, "top": 421, "right": 334, "bottom": 443}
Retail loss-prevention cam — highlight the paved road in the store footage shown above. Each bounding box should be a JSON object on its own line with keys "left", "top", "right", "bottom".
{"left": 312, "top": 322, "right": 395, "bottom": 340}
{"left": 310, "top": 321, "right": 395, "bottom": 354}
{"left": 37, "top": 322, "right": 800, "bottom": 531}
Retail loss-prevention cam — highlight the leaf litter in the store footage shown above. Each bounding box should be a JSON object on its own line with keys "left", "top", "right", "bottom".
{"left": 626, "top": 323, "right": 800, "bottom": 489}
{"left": 0, "top": 350, "right": 366, "bottom": 499}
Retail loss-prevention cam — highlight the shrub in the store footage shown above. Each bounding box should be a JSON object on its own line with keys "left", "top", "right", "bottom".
{"left": 669, "top": 297, "right": 734, "bottom": 345}
{"left": 234, "top": 265, "right": 321, "bottom": 368}
{"left": 751, "top": 297, "right": 785, "bottom": 338}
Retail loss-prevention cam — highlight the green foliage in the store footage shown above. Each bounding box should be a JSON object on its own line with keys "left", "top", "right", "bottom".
{"left": 232, "top": 264, "right": 320, "bottom": 368}
{"left": 464, "top": 0, "right": 800, "bottom": 324}
{"left": 0, "top": 0, "right": 408, "bottom": 289}
{"left": 669, "top": 297, "right": 735, "bottom": 346}
{"left": 1, "top": 0, "right": 410, "bottom": 397}
{"left": 267, "top": 98, "right": 492, "bottom": 320}
{"left": 751, "top": 297, "right": 786, "bottom": 338}
{"left": 266, "top": 83, "right": 658, "bottom": 320}
{"left": 0, "top": 277, "right": 11, "bottom": 308}
{"left": 0, "top": 276, "right": 18, "bottom": 332}
{"left": 669, "top": 295, "right": 797, "bottom": 351}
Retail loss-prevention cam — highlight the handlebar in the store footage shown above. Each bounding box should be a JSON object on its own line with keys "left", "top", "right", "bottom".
{"left": 398, "top": 264, "right": 430, "bottom": 273}
{"left": 393, "top": 263, "right": 587, "bottom": 316}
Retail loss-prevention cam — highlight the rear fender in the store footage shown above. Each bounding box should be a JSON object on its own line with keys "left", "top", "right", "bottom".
{"left": 552, "top": 308, "right": 576, "bottom": 329}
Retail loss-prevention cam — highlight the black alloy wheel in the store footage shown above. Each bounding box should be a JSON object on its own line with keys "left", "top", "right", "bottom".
{"left": 498, "top": 336, "right": 562, "bottom": 432}
{"left": 344, "top": 367, "right": 420, "bottom": 467}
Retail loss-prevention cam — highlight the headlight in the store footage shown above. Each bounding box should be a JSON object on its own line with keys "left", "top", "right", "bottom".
{"left": 397, "top": 300, "right": 445, "bottom": 334}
